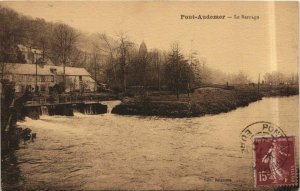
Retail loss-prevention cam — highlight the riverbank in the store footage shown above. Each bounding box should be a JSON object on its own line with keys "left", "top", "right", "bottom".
{"left": 1, "top": 80, "right": 28, "bottom": 191}
{"left": 112, "top": 85, "right": 298, "bottom": 117}
{"left": 1, "top": 150, "right": 24, "bottom": 191}
{"left": 259, "top": 84, "right": 299, "bottom": 97}
{"left": 112, "top": 87, "right": 262, "bottom": 117}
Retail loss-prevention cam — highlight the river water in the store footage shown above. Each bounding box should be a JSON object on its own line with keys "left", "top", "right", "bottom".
{"left": 15, "top": 96, "right": 298, "bottom": 190}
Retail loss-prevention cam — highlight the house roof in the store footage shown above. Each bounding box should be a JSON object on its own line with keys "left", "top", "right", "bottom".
{"left": 17, "top": 44, "right": 43, "bottom": 54}
{"left": 16, "top": 44, "right": 54, "bottom": 65}
{"left": 3, "top": 63, "right": 92, "bottom": 76}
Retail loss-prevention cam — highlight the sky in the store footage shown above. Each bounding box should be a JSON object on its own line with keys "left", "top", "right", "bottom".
{"left": 1, "top": 1, "right": 298, "bottom": 80}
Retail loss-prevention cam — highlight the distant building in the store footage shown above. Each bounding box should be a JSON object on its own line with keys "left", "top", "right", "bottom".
{"left": 16, "top": 44, "right": 54, "bottom": 65}
{"left": 1, "top": 63, "right": 96, "bottom": 93}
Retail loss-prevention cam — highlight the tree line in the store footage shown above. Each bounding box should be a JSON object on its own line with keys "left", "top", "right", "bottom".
{"left": 0, "top": 5, "right": 298, "bottom": 96}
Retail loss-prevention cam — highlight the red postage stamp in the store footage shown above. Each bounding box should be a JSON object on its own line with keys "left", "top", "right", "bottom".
{"left": 254, "top": 136, "right": 297, "bottom": 187}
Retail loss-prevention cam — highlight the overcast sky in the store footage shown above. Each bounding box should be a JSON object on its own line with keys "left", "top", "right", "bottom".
{"left": 1, "top": 1, "right": 298, "bottom": 80}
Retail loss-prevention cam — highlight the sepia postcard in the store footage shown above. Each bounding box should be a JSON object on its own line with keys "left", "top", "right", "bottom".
{"left": 0, "top": 1, "right": 299, "bottom": 191}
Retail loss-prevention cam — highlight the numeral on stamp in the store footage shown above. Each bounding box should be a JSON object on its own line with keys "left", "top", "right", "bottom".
{"left": 254, "top": 136, "right": 297, "bottom": 187}
{"left": 258, "top": 171, "right": 268, "bottom": 182}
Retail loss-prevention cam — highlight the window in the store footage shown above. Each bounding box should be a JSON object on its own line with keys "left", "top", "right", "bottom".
{"left": 46, "top": 76, "right": 54, "bottom": 82}
{"left": 50, "top": 68, "right": 57, "bottom": 74}
{"left": 41, "top": 75, "right": 45, "bottom": 82}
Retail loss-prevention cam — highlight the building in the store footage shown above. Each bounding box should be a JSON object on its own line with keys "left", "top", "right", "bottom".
{"left": 1, "top": 63, "right": 96, "bottom": 93}
{"left": 16, "top": 44, "right": 54, "bottom": 65}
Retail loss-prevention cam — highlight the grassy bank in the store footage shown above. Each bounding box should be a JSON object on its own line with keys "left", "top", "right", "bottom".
{"left": 112, "top": 85, "right": 298, "bottom": 117}
{"left": 190, "top": 88, "right": 262, "bottom": 116}
{"left": 112, "top": 87, "right": 263, "bottom": 117}
{"left": 111, "top": 99, "right": 192, "bottom": 117}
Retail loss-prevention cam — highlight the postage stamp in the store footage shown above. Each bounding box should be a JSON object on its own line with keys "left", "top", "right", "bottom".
{"left": 253, "top": 136, "right": 297, "bottom": 187}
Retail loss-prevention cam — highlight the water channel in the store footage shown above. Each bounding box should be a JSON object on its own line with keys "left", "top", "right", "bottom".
{"left": 14, "top": 96, "right": 298, "bottom": 190}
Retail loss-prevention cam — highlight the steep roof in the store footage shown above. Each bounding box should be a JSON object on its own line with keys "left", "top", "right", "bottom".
{"left": 3, "top": 63, "right": 92, "bottom": 76}
{"left": 139, "top": 41, "right": 148, "bottom": 57}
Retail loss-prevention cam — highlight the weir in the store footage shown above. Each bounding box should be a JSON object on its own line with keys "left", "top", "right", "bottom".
{"left": 41, "top": 106, "right": 49, "bottom": 115}
{"left": 24, "top": 102, "right": 110, "bottom": 119}
{"left": 101, "top": 100, "right": 122, "bottom": 113}
{"left": 75, "top": 102, "right": 107, "bottom": 115}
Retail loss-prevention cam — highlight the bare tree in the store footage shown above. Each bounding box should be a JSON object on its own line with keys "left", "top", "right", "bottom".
{"left": 116, "top": 33, "right": 134, "bottom": 92}
{"left": 154, "top": 50, "right": 161, "bottom": 90}
{"left": 91, "top": 52, "right": 101, "bottom": 90}
{"left": 138, "top": 41, "right": 148, "bottom": 88}
{"left": 149, "top": 49, "right": 164, "bottom": 91}
{"left": 98, "top": 34, "right": 118, "bottom": 82}
{"left": 51, "top": 23, "right": 79, "bottom": 89}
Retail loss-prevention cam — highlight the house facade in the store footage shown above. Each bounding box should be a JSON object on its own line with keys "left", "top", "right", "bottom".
{"left": 1, "top": 63, "right": 96, "bottom": 93}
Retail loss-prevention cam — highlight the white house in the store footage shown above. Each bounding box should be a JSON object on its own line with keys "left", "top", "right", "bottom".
{"left": 1, "top": 63, "right": 96, "bottom": 93}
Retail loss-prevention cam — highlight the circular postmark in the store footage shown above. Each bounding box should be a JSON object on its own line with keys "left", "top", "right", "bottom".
{"left": 240, "top": 121, "right": 287, "bottom": 154}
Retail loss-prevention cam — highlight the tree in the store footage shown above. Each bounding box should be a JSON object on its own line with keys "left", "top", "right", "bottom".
{"left": 187, "top": 49, "right": 200, "bottom": 94}
{"left": 51, "top": 23, "right": 78, "bottom": 89}
{"left": 138, "top": 41, "right": 148, "bottom": 88}
{"left": 38, "top": 35, "right": 49, "bottom": 64}
{"left": 91, "top": 52, "right": 101, "bottom": 90}
{"left": 116, "top": 33, "right": 134, "bottom": 92}
{"left": 0, "top": 6, "right": 19, "bottom": 78}
{"left": 166, "top": 42, "right": 190, "bottom": 99}
{"left": 98, "top": 33, "right": 118, "bottom": 83}
{"left": 152, "top": 50, "right": 162, "bottom": 90}
{"left": 234, "top": 71, "right": 249, "bottom": 84}
{"left": 146, "top": 49, "right": 169, "bottom": 91}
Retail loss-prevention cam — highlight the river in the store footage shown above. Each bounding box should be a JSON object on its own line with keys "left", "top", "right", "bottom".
{"left": 14, "top": 96, "right": 298, "bottom": 190}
